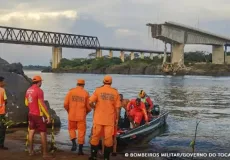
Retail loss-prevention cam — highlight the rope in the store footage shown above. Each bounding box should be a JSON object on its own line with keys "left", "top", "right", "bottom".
{"left": 1, "top": 118, "right": 57, "bottom": 153}
{"left": 49, "top": 119, "right": 57, "bottom": 153}
{"left": 24, "top": 125, "right": 29, "bottom": 152}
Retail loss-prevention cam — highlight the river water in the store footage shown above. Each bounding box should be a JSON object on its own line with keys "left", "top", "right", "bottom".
{"left": 24, "top": 70, "right": 230, "bottom": 154}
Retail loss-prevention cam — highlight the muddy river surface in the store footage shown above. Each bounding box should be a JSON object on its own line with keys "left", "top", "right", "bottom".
{"left": 24, "top": 71, "right": 230, "bottom": 153}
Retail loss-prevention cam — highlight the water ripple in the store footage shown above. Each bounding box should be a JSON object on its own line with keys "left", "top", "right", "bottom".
{"left": 24, "top": 71, "right": 230, "bottom": 153}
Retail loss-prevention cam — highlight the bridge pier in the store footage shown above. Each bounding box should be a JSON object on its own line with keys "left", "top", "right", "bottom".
{"left": 109, "top": 50, "right": 113, "bottom": 58}
{"left": 171, "top": 43, "right": 184, "bottom": 65}
{"left": 96, "top": 49, "right": 102, "bottom": 58}
{"left": 120, "top": 51, "right": 125, "bottom": 62}
{"left": 52, "top": 47, "right": 62, "bottom": 69}
{"left": 130, "top": 52, "right": 134, "bottom": 60}
{"left": 140, "top": 52, "right": 144, "bottom": 59}
{"left": 150, "top": 53, "right": 153, "bottom": 60}
{"left": 212, "top": 45, "right": 224, "bottom": 64}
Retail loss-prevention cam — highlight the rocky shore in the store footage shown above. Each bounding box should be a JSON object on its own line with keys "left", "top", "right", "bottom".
{"left": 42, "top": 63, "right": 230, "bottom": 77}
{"left": 0, "top": 58, "right": 61, "bottom": 127}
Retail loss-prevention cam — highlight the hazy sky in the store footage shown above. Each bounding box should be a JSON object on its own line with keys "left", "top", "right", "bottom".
{"left": 0, "top": 0, "right": 230, "bottom": 65}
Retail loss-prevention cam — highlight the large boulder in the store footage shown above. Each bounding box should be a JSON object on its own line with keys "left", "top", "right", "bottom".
{"left": 0, "top": 58, "right": 61, "bottom": 127}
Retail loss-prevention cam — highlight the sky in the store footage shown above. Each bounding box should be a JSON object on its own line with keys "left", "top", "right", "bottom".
{"left": 1, "top": 0, "right": 230, "bottom": 65}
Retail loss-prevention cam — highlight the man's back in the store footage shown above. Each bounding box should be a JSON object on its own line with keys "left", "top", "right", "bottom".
{"left": 90, "top": 85, "right": 120, "bottom": 126}
{"left": 64, "top": 86, "right": 90, "bottom": 121}
{"left": 25, "top": 85, "right": 42, "bottom": 116}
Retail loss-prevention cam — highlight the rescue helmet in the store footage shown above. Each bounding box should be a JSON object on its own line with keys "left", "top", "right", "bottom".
{"left": 139, "top": 90, "right": 146, "bottom": 98}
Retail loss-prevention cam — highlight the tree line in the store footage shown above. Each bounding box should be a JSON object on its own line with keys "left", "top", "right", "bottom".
{"left": 57, "top": 51, "right": 215, "bottom": 69}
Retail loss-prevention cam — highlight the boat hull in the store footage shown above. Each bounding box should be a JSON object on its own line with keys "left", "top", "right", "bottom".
{"left": 117, "top": 110, "right": 169, "bottom": 144}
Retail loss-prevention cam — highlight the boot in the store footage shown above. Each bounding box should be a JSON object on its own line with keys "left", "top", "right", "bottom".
{"left": 78, "top": 144, "right": 84, "bottom": 155}
{"left": 88, "top": 145, "right": 98, "bottom": 160}
{"left": 0, "top": 145, "right": 8, "bottom": 150}
{"left": 104, "top": 146, "right": 112, "bottom": 160}
{"left": 111, "top": 152, "right": 117, "bottom": 156}
{"left": 71, "top": 138, "right": 77, "bottom": 151}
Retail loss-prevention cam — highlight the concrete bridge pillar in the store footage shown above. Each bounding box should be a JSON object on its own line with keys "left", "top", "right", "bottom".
{"left": 150, "top": 53, "right": 153, "bottom": 60}
{"left": 130, "top": 52, "right": 134, "bottom": 60}
{"left": 96, "top": 49, "right": 102, "bottom": 58}
{"left": 120, "top": 51, "right": 125, "bottom": 62}
{"left": 52, "top": 47, "right": 62, "bottom": 69}
{"left": 100, "top": 50, "right": 102, "bottom": 57}
{"left": 109, "top": 50, "right": 113, "bottom": 58}
{"left": 171, "top": 43, "right": 185, "bottom": 65}
{"left": 140, "top": 52, "right": 144, "bottom": 59}
{"left": 212, "top": 45, "right": 224, "bottom": 64}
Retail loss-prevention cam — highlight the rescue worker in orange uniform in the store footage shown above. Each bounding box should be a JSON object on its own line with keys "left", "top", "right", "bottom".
{"left": 89, "top": 75, "right": 121, "bottom": 160}
{"left": 25, "top": 75, "right": 53, "bottom": 159}
{"left": 0, "top": 76, "right": 8, "bottom": 150}
{"left": 64, "top": 79, "right": 91, "bottom": 155}
{"left": 99, "top": 105, "right": 119, "bottom": 157}
{"left": 127, "top": 98, "right": 149, "bottom": 128}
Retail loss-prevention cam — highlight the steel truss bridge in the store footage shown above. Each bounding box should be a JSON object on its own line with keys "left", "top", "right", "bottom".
{"left": 0, "top": 26, "right": 167, "bottom": 54}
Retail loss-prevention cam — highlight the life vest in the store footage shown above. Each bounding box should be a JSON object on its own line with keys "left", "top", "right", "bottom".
{"left": 140, "top": 97, "right": 146, "bottom": 103}
{"left": 140, "top": 96, "right": 149, "bottom": 108}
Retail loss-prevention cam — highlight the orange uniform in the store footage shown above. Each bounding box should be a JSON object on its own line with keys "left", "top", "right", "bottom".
{"left": 127, "top": 99, "right": 148, "bottom": 124}
{"left": 64, "top": 81, "right": 91, "bottom": 145}
{"left": 100, "top": 113, "right": 117, "bottom": 137}
{"left": 0, "top": 88, "right": 7, "bottom": 115}
{"left": 90, "top": 81, "right": 121, "bottom": 147}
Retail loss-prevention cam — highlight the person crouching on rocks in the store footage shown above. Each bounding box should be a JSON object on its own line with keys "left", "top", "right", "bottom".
{"left": 64, "top": 79, "right": 91, "bottom": 155}
{"left": 0, "top": 76, "right": 8, "bottom": 150}
{"left": 25, "top": 75, "right": 53, "bottom": 159}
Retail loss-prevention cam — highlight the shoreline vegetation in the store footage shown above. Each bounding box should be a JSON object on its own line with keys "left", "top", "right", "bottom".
{"left": 27, "top": 51, "right": 230, "bottom": 76}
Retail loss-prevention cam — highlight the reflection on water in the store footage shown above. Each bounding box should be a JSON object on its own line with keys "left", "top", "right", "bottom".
{"left": 24, "top": 71, "right": 230, "bottom": 153}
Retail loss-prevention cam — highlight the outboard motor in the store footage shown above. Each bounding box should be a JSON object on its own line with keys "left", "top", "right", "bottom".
{"left": 151, "top": 104, "right": 160, "bottom": 116}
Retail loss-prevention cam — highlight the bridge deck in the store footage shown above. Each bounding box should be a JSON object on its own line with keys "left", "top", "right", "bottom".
{"left": 0, "top": 25, "right": 167, "bottom": 54}
{"left": 147, "top": 21, "right": 230, "bottom": 42}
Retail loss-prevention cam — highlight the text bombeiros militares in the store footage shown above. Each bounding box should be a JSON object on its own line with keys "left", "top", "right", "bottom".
{"left": 124, "top": 152, "right": 230, "bottom": 158}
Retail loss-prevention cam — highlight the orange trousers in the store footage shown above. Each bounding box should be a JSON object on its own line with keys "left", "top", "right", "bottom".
{"left": 90, "top": 124, "right": 114, "bottom": 147}
{"left": 68, "top": 120, "right": 86, "bottom": 144}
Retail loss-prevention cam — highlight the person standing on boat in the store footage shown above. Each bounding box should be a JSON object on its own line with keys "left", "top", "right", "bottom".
{"left": 0, "top": 76, "right": 8, "bottom": 150}
{"left": 119, "top": 94, "right": 130, "bottom": 128}
{"left": 138, "top": 90, "right": 154, "bottom": 117}
{"left": 64, "top": 79, "right": 91, "bottom": 155}
{"left": 127, "top": 98, "right": 149, "bottom": 128}
{"left": 119, "top": 94, "right": 129, "bottom": 114}
{"left": 89, "top": 75, "right": 121, "bottom": 160}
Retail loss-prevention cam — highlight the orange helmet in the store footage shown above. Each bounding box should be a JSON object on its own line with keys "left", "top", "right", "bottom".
{"left": 103, "top": 75, "right": 112, "bottom": 84}
{"left": 32, "top": 75, "right": 42, "bottom": 82}
{"left": 139, "top": 90, "right": 146, "bottom": 98}
{"left": 77, "top": 79, "right": 85, "bottom": 85}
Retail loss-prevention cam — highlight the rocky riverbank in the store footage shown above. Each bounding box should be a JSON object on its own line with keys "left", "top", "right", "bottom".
{"left": 42, "top": 63, "right": 230, "bottom": 77}
{"left": 0, "top": 58, "right": 61, "bottom": 127}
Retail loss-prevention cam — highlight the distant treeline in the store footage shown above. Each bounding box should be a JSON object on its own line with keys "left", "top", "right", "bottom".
{"left": 57, "top": 51, "right": 214, "bottom": 69}
{"left": 26, "top": 51, "right": 227, "bottom": 70}
{"left": 23, "top": 65, "right": 49, "bottom": 70}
